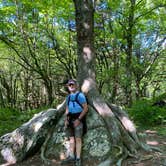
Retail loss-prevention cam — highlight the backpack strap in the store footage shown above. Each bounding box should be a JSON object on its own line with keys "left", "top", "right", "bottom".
{"left": 67, "top": 94, "right": 71, "bottom": 107}
{"left": 75, "top": 92, "right": 83, "bottom": 108}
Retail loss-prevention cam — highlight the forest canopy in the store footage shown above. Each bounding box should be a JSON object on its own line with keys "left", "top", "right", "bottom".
{"left": 0, "top": 0, "right": 165, "bottom": 109}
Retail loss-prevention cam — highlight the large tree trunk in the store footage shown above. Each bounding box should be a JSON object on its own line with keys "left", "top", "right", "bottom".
{"left": 73, "top": 0, "right": 96, "bottom": 87}
{"left": 73, "top": 0, "right": 151, "bottom": 164}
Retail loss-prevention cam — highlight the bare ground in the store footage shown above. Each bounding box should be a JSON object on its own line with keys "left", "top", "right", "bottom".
{"left": 123, "top": 128, "right": 166, "bottom": 166}
{"left": 1, "top": 127, "right": 166, "bottom": 166}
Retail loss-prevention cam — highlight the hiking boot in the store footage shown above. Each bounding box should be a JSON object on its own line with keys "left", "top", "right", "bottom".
{"left": 61, "top": 156, "right": 75, "bottom": 165}
{"left": 75, "top": 158, "right": 81, "bottom": 166}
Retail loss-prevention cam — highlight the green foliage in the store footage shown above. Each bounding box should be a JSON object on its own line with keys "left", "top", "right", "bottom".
{"left": 0, "top": 108, "right": 19, "bottom": 121}
{"left": 153, "top": 92, "right": 166, "bottom": 103}
{"left": 0, "top": 107, "right": 49, "bottom": 136}
{"left": 0, "top": 0, "right": 165, "bottom": 108}
{"left": 0, "top": 108, "right": 21, "bottom": 136}
{"left": 128, "top": 98, "right": 166, "bottom": 126}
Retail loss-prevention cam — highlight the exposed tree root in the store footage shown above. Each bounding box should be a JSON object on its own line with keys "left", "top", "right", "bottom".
{"left": 98, "top": 146, "right": 128, "bottom": 166}
{"left": 40, "top": 125, "right": 56, "bottom": 165}
{"left": 85, "top": 91, "right": 161, "bottom": 165}
{"left": 40, "top": 102, "right": 66, "bottom": 164}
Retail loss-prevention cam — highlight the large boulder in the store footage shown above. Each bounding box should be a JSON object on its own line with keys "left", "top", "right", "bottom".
{"left": 0, "top": 108, "right": 64, "bottom": 165}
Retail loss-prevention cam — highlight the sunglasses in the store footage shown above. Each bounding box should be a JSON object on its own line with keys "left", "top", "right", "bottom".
{"left": 68, "top": 84, "right": 75, "bottom": 86}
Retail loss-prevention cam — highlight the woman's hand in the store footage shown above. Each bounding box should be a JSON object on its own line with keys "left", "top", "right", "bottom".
{"left": 65, "top": 118, "right": 69, "bottom": 128}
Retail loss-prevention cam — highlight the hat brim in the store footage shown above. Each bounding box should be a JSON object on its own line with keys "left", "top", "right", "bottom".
{"left": 67, "top": 82, "right": 76, "bottom": 85}
{"left": 67, "top": 79, "right": 76, "bottom": 85}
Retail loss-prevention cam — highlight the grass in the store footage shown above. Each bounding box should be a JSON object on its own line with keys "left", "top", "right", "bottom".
{"left": 0, "top": 107, "right": 49, "bottom": 136}
{"left": 0, "top": 104, "right": 165, "bottom": 138}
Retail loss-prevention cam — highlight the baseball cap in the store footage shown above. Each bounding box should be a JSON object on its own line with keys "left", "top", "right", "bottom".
{"left": 67, "top": 79, "right": 77, "bottom": 85}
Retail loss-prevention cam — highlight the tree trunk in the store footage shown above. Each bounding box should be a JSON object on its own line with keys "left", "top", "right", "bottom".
{"left": 44, "top": 79, "right": 53, "bottom": 105}
{"left": 135, "top": 78, "right": 141, "bottom": 100}
{"left": 73, "top": 0, "right": 151, "bottom": 164}
{"left": 124, "top": 0, "right": 136, "bottom": 106}
{"left": 74, "top": 0, "right": 150, "bottom": 162}
{"left": 0, "top": 88, "right": 5, "bottom": 107}
{"left": 73, "top": 0, "right": 96, "bottom": 87}
{"left": 24, "top": 71, "right": 30, "bottom": 110}
{"left": 0, "top": 75, "right": 12, "bottom": 107}
{"left": 12, "top": 76, "right": 18, "bottom": 108}
{"left": 111, "top": 42, "right": 119, "bottom": 103}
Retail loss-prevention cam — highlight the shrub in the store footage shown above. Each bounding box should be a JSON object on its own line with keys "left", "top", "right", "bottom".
{"left": 128, "top": 98, "right": 166, "bottom": 126}
{"left": 0, "top": 106, "right": 49, "bottom": 136}
{"left": 0, "top": 108, "right": 21, "bottom": 136}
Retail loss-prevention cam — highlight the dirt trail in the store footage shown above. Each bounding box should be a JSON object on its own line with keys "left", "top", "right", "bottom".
{"left": 123, "top": 129, "right": 166, "bottom": 166}
{"left": 1, "top": 128, "right": 166, "bottom": 166}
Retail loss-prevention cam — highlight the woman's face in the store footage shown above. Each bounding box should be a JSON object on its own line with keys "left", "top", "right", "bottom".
{"left": 68, "top": 83, "right": 77, "bottom": 93}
